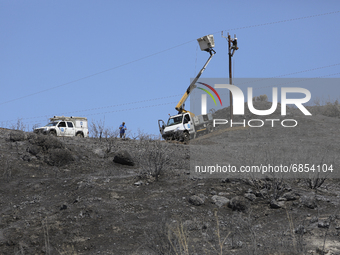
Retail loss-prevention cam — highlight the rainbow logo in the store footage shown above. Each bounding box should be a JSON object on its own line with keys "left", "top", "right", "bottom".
{"left": 196, "top": 82, "right": 222, "bottom": 106}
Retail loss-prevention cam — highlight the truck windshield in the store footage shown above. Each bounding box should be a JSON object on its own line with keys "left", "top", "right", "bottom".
{"left": 167, "top": 116, "right": 183, "bottom": 126}
{"left": 45, "top": 122, "right": 58, "bottom": 127}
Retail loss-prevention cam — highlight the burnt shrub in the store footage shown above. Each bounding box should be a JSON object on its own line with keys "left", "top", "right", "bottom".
{"left": 9, "top": 131, "right": 27, "bottom": 142}
{"left": 137, "top": 140, "right": 170, "bottom": 181}
{"left": 322, "top": 100, "right": 340, "bottom": 118}
{"left": 30, "top": 135, "right": 64, "bottom": 151}
{"left": 45, "top": 148, "right": 74, "bottom": 167}
{"left": 27, "top": 145, "right": 41, "bottom": 156}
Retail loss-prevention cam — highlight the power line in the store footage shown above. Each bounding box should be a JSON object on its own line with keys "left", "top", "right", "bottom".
{"left": 215, "top": 72, "right": 340, "bottom": 98}
{"left": 8, "top": 69, "right": 339, "bottom": 125}
{"left": 233, "top": 63, "right": 340, "bottom": 87}
{"left": 5, "top": 102, "right": 178, "bottom": 125}
{"left": 252, "top": 72, "right": 340, "bottom": 90}
{"left": 1, "top": 63, "right": 339, "bottom": 124}
{"left": 1, "top": 10, "right": 338, "bottom": 106}
{"left": 86, "top": 102, "right": 178, "bottom": 116}
{"left": 2, "top": 94, "right": 182, "bottom": 123}
{"left": 219, "top": 10, "right": 340, "bottom": 33}
{"left": 0, "top": 41, "right": 195, "bottom": 106}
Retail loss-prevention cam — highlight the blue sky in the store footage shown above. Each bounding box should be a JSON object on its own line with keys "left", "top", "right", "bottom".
{"left": 1, "top": 1, "right": 339, "bottom": 136}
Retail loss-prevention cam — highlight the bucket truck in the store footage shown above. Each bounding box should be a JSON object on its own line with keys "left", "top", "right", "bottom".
{"left": 158, "top": 35, "right": 216, "bottom": 142}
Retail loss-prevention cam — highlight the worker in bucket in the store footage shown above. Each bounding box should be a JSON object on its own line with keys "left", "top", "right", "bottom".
{"left": 119, "top": 122, "right": 127, "bottom": 139}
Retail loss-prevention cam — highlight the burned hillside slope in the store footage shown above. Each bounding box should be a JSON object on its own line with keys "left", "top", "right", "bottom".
{"left": 0, "top": 111, "right": 340, "bottom": 254}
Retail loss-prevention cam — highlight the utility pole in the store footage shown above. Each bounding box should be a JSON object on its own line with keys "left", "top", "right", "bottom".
{"left": 222, "top": 32, "right": 238, "bottom": 122}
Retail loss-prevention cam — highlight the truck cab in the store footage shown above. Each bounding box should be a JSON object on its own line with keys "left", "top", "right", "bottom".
{"left": 159, "top": 112, "right": 213, "bottom": 141}
{"left": 159, "top": 113, "right": 193, "bottom": 141}
{"left": 55, "top": 121, "right": 76, "bottom": 136}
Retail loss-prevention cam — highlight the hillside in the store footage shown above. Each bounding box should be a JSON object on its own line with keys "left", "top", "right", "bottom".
{"left": 0, "top": 106, "right": 340, "bottom": 254}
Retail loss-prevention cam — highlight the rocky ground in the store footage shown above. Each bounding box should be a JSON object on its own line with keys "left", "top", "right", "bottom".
{"left": 1, "top": 103, "right": 340, "bottom": 255}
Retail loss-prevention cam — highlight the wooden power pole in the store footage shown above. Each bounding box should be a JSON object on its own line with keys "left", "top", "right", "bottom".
{"left": 222, "top": 32, "right": 238, "bottom": 122}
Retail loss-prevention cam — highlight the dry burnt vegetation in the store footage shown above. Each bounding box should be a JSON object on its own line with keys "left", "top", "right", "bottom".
{"left": 1, "top": 102, "right": 340, "bottom": 254}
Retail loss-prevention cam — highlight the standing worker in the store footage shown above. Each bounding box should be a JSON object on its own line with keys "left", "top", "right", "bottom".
{"left": 119, "top": 122, "right": 127, "bottom": 139}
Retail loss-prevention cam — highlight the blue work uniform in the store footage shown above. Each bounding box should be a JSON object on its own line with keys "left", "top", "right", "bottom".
{"left": 120, "top": 124, "right": 127, "bottom": 134}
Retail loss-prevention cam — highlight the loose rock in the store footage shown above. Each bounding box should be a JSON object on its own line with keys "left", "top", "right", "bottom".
{"left": 228, "top": 196, "right": 248, "bottom": 212}
{"left": 300, "top": 195, "right": 317, "bottom": 209}
{"left": 281, "top": 192, "right": 298, "bottom": 201}
{"left": 270, "top": 199, "right": 285, "bottom": 209}
{"left": 211, "top": 195, "right": 229, "bottom": 208}
{"left": 244, "top": 193, "right": 256, "bottom": 201}
{"left": 113, "top": 150, "right": 135, "bottom": 166}
{"left": 318, "top": 221, "right": 330, "bottom": 228}
{"left": 189, "top": 195, "right": 205, "bottom": 206}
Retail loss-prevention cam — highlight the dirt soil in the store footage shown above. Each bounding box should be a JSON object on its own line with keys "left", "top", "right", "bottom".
{"left": 1, "top": 104, "right": 340, "bottom": 255}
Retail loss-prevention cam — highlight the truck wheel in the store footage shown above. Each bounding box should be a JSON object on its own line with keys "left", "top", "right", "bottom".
{"left": 76, "top": 132, "right": 84, "bottom": 138}
{"left": 183, "top": 132, "right": 190, "bottom": 142}
{"left": 207, "top": 124, "right": 213, "bottom": 134}
{"left": 49, "top": 130, "right": 57, "bottom": 136}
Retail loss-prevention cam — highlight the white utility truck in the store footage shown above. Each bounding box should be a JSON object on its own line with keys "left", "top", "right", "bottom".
{"left": 34, "top": 116, "right": 89, "bottom": 138}
{"left": 158, "top": 35, "right": 215, "bottom": 142}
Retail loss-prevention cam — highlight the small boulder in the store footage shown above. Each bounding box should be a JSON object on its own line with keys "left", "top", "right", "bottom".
{"left": 60, "top": 204, "right": 67, "bottom": 210}
{"left": 134, "top": 181, "right": 143, "bottom": 186}
{"left": 197, "top": 194, "right": 207, "bottom": 201}
{"left": 210, "top": 190, "right": 217, "bottom": 195}
{"left": 228, "top": 196, "right": 248, "bottom": 212}
{"left": 211, "top": 195, "right": 229, "bottom": 208}
{"left": 244, "top": 193, "right": 256, "bottom": 201}
{"left": 318, "top": 221, "right": 330, "bottom": 229}
{"left": 281, "top": 192, "right": 298, "bottom": 201}
{"left": 270, "top": 199, "right": 285, "bottom": 209}
{"left": 300, "top": 195, "right": 317, "bottom": 209}
{"left": 189, "top": 195, "right": 205, "bottom": 206}
{"left": 113, "top": 150, "right": 135, "bottom": 166}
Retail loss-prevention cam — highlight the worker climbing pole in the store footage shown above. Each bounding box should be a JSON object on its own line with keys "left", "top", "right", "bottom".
{"left": 222, "top": 32, "right": 239, "bottom": 121}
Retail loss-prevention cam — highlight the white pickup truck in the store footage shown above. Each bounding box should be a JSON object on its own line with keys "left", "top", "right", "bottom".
{"left": 34, "top": 116, "right": 89, "bottom": 137}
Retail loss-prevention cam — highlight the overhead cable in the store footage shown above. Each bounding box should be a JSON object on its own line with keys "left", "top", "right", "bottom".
{"left": 1, "top": 10, "right": 338, "bottom": 106}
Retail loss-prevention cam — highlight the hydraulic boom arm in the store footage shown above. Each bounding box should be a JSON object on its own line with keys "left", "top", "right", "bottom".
{"left": 175, "top": 49, "right": 216, "bottom": 114}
